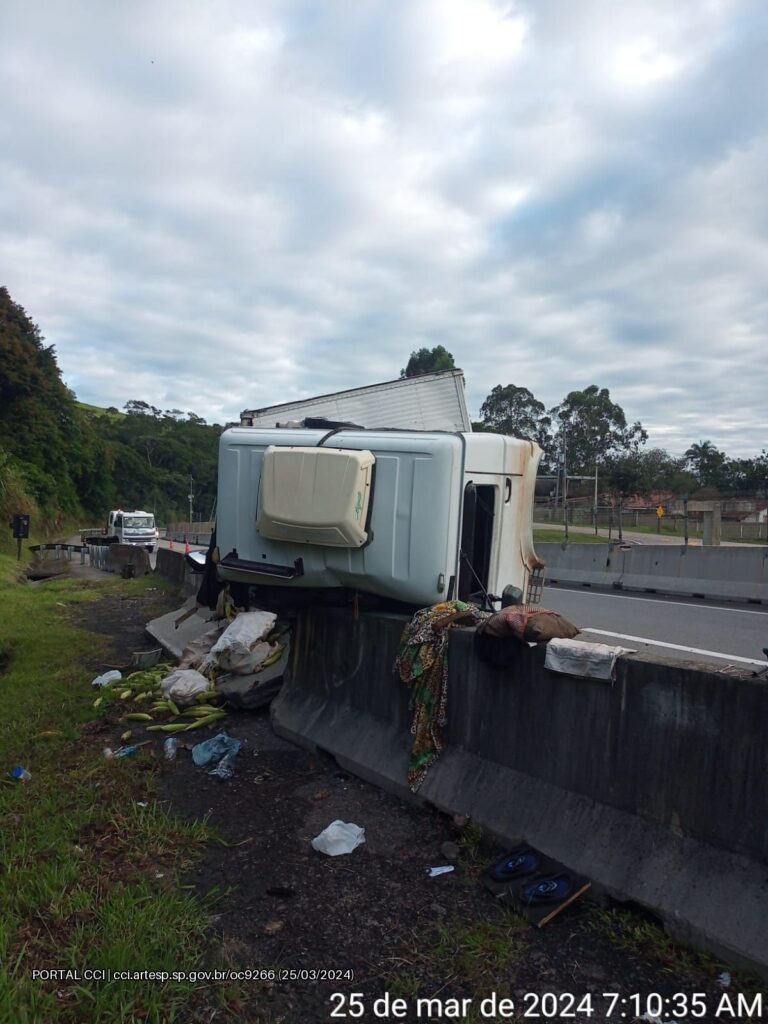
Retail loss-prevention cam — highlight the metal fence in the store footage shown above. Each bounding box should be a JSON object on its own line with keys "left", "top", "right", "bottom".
{"left": 165, "top": 521, "right": 214, "bottom": 546}
{"left": 534, "top": 505, "right": 768, "bottom": 541}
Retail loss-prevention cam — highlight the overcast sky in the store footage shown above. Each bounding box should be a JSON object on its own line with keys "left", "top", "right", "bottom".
{"left": 2, "top": 0, "right": 767, "bottom": 457}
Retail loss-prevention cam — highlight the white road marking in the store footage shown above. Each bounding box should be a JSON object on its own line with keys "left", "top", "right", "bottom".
{"left": 581, "top": 628, "right": 767, "bottom": 666}
{"left": 550, "top": 586, "right": 768, "bottom": 617}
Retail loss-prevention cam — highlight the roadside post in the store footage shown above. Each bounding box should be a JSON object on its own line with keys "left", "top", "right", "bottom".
{"left": 11, "top": 513, "right": 30, "bottom": 561}
{"left": 683, "top": 494, "right": 689, "bottom": 547}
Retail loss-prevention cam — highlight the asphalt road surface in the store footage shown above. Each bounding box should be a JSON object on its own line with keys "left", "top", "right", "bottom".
{"left": 542, "top": 582, "right": 768, "bottom": 670}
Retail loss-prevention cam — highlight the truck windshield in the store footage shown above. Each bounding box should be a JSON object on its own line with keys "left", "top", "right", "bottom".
{"left": 124, "top": 516, "right": 155, "bottom": 529}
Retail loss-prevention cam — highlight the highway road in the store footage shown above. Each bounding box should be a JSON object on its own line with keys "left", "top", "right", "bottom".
{"left": 542, "top": 582, "right": 768, "bottom": 670}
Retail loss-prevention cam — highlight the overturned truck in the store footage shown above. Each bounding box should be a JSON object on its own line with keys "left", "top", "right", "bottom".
{"left": 214, "top": 426, "right": 543, "bottom": 610}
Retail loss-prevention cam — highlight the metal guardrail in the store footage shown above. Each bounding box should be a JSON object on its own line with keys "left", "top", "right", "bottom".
{"left": 29, "top": 542, "right": 87, "bottom": 564}
{"left": 29, "top": 541, "right": 114, "bottom": 570}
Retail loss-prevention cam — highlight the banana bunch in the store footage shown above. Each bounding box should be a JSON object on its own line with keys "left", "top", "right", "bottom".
{"left": 90, "top": 664, "right": 228, "bottom": 733}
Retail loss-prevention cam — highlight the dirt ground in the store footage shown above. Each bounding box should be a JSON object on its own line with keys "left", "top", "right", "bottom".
{"left": 77, "top": 588, "right": 764, "bottom": 1024}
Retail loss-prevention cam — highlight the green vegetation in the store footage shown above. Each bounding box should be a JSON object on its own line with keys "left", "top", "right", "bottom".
{"left": 400, "top": 345, "right": 455, "bottom": 378}
{"left": 533, "top": 529, "right": 608, "bottom": 545}
{"left": 0, "top": 559, "right": 221, "bottom": 1022}
{"left": 584, "top": 906, "right": 763, "bottom": 993}
{"left": 0, "top": 287, "right": 222, "bottom": 527}
{"left": 478, "top": 377, "right": 767, "bottom": 500}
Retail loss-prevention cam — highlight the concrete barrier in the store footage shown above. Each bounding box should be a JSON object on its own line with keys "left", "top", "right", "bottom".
{"left": 539, "top": 542, "right": 768, "bottom": 603}
{"left": 272, "top": 606, "right": 768, "bottom": 976}
{"left": 155, "top": 547, "right": 198, "bottom": 593}
{"left": 104, "top": 544, "right": 151, "bottom": 575}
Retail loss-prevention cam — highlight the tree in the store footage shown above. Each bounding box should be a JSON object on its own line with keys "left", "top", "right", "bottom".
{"left": 684, "top": 440, "right": 726, "bottom": 488}
{"left": 604, "top": 452, "right": 646, "bottom": 540}
{"left": 400, "top": 345, "right": 455, "bottom": 378}
{"left": 479, "top": 384, "right": 552, "bottom": 449}
{"left": 550, "top": 386, "right": 647, "bottom": 474}
{"left": 124, "top": 399, "right": 161, "bottom": 418}
{"left": 0, "top": 286, "right": 92, "bottom": 515}
{"left": 635, "top": 448, "right": 697, "bottom": 496}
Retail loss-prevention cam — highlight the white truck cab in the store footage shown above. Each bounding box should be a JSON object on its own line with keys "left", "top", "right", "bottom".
{"left": 216, "top": 428, "right": 542, "bottom": 608}
{"left": 107, "top": 509, "right": 158, "bottom": 551}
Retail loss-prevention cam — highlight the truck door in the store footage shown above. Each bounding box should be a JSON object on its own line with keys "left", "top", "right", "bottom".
{"left": 458, "top": 482, "right": 496, "bottom": 602}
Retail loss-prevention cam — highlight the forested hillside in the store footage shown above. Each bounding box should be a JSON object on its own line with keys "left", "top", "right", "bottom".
{"left": 0, "top": 288, "right": 222, "bottom": 526}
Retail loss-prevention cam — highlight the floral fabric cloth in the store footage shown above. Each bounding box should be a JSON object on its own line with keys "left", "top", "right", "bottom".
{"left": 394, "top": 600, "right": 487, "bottom": 791}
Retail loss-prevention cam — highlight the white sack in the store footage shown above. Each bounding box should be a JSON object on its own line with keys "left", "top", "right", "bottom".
{"left": 544, "top": 638, "right": 635, "bottom": 681}
{"left": 211, "top": 611, "right": 277, "bottom": 674}
{"left": 160, "top": 668, "right": 210, "bottom": 705}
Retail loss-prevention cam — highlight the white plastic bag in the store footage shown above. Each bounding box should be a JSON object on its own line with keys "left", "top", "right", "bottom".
{"left": 211, "top": 611, "right": 277, "bottom": 674}
{"left": 160, "top": 668, "right": 210, "bottom": 706}
{"left": 91, "top": 669, "right": 122, "bottom": 689}
{"left": 311, "top": 820, "right": 366, "bottom": 856}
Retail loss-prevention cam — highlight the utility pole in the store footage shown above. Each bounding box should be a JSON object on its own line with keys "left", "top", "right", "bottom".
{"left": 594, "top": 462, "right": 599, "bottom": 536}
{"left": 562, "top": 429, "right": 569, "bottom": 543}
{"left": 188, "top": 475, "right": 194, "bottom": 529}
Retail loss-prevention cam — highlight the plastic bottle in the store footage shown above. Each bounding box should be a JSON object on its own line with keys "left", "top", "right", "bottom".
{"left": 114, "top": 745, "right": 140, "bottom": 758}
{"left": 10, "top": 765, "right": 32, "bottom": 781}
{"left": 164, "top": 737, "right": 178, "bottom": 761}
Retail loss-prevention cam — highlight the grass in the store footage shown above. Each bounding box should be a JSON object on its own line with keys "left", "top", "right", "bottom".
{"left": 384, "top": 915, "right": 526, "bottom": 1005}
{"left": 0, "top": 555, "right": 224, "bottom": 1023}
{"left": 76, "top": 401, "right": 126, "bottom": 420}
{"left": 584, "top": 905, "right": 763, "bottom": 994}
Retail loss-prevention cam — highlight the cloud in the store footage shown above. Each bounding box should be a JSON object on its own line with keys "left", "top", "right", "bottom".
{"left": 0, "top": 0, "right": 766, "bottom": 456}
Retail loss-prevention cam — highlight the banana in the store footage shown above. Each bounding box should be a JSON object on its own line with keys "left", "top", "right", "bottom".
{"left": 158, "top": 722, "right": 189, "bottom": 733}
{"left": 119, "top": 689, "right": 132, "bottom": 700}
{"left": 260, "top": 645, "right": 285, "bottom": 669}
{"left": 134, "top": 692, "right": 152, "bottom": 703}
{"left": 166, "top": 699, "right": 181, "bottom": 716}
{"left": 184, "top": 712, "right": 226, "bottom": 731}
{"left": 125, "top": 712, "right": 153, "bottom": 721}
{"left": 184, "top": 704, "right": 221, "bottom": 716}
{"left": 121, "top": 730, "right": 132, "bottom": 742}
{"left": 93, "top": 697, "right": 103, "bottom": 708}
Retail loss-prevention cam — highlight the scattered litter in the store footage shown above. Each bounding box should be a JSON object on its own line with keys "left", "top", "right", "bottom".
{"left": 155, "top": 872, "right": 164, "bottom": 879}
{"left": 114, "top": 745, "right": 141, "bottom": 759}
{"left": 164, "top": 737, "right": 178, "bottom": 761}
{"left": 137, "top": 801, "right": 148, "bottom": 807}
{"left": 311, "top": 820, "right": 366, "bottom": 856}
{"left": 192, "top": 731, "right": 242, "bottom": 780}
{"left": 91, "top": 669, "right": 122, "bottom": 689}
{"left": 10, "top": 765, "right": 31, "bottom": 782}
{"left": 427, "top": 866, "right": 455, "bottom": 878}
{"left": 264, "top": 919, "right": 284, "bottom": 934}
{"left": 718, "top": 971, "right": 731, "bottom": 988}
{"left": 104, "top": 743, "right": 146, "bottom": 759}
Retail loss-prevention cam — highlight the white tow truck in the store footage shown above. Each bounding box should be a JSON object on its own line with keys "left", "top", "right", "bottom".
{"left": 104, "top": 509, "right": 158, "bottom": 551}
